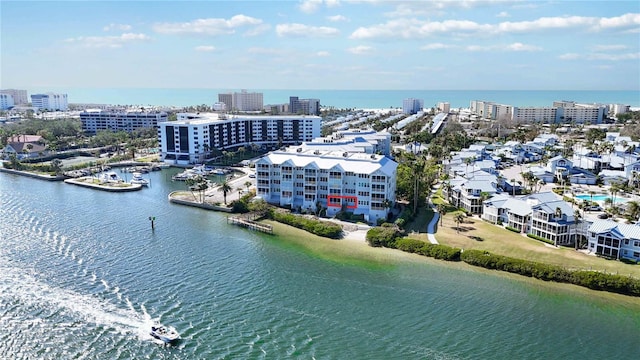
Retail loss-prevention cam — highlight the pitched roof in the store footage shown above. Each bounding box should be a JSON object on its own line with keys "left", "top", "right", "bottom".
{"left": 8, "top": 134, "right": 43, "bottom": 143}
{"left": 532, "top": 200, "right": 574, "bottom": 215}
{"left": 588, "top": 220, "right": 640, "bottom": 240}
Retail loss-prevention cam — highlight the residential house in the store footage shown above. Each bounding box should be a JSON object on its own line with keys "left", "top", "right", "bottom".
{"left": 530, "top": 200, "right": 576, "bottom": 246}
{"left": 2, "top": 135, "right": 47, "bottom": 159}
{"left": 587, "top": 220, "right": 640, "bottom": 261}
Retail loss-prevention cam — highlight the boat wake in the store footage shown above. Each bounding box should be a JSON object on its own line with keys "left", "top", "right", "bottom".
{"left": 0, "top": 204, "right": 169, "bottom": 346}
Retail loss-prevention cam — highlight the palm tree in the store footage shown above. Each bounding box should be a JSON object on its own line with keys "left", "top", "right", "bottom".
{"left": 454, "top": 213, "right": 465, "bottom": 233}
{"left": 219, "top": 180, "right": 232, "bottom": 205}
{"left": 464, "top": 157, "right": 474, "bottom": 178}
{"left": 573, "top": 209, "right": 582, "bottom": 250}
{"left": 244, "top": 180, "right": 252, "bottom": 193}
{"left": 625, "top": 201, "right": 640, "bottom": 223}
{"left": 437, "top": 203, "right": 446, "bottom": 226}
{"left": 554, "top": 207, "right": 563, "bottom": 247}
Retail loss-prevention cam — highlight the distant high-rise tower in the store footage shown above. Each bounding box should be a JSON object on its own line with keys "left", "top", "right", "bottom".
{"left": 0, "top": 89, "right": 28, "bottom": 105}
{"left": 31, "top": 93, "right": 68, "bottom": 111}
{"left": 290, "top": 96, "right": 320, "bottom": 115}
{"left": 402, "top": 98, "right": 423, "bottom": 115}
{"left": 218, "top": 90, "right": 263, "bottom": 111}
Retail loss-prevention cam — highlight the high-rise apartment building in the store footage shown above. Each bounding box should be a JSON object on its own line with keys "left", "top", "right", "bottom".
{"left": 289, "top": 96, "right": 321, "bottom": 115}
{"left": 402, "top": 98, "right": 423, "bottom": 115}
{"left": 30, "top": 93, "right": 68, "bottom": 111}
{"left": 80, "top": 109, "right": 167, "bottom": 134}
{"left": 157, "top": 112, "right": 321, "bottom": 164}
{"left": 218, "top": 90, "right": 263, "bottom": 111}
{"left": 0, "top": 94, "right": 15, "bottom": 110}
{"left": 0, "top": 89, "right": 28, "bottom": 105}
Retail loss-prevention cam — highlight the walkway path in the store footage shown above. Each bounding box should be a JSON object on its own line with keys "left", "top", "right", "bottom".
{"left": 426, "top": 206, "right": 439, "bottom": 244}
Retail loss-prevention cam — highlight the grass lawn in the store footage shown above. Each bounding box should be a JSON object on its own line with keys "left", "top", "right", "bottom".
{"left": 403, "top": 206, "right": 434, "bottom": 234}
{"left": 425, "top": 212, "right": 640, "bottom": 279}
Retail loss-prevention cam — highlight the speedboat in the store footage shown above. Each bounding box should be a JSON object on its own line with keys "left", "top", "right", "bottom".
{"left": 150, "top": 323, "right": 180, "bottom": 343}
{"left": 130, "top": 172, "right": 149, "bottom": 186}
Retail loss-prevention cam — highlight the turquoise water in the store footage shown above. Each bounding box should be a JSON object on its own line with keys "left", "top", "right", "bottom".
{"left": 1, "top": 171, "right": 639, "bottom": 359}
{"left": 26, "top": 88, "right": 640, "bottom": 109}
{"left": 575, "top": 194, "right": 629, "bottom": 203}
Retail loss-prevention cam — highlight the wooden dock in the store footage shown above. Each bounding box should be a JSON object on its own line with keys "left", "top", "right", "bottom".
{"left": 227, "top": 217, "right": 273, "bottom": 234}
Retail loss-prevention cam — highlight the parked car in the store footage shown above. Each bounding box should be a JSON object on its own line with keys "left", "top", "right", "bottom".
{"left": 597, "top": 213, "right": 609, "bottom": 219}
{"left": 588, "top": 205, "right": 602, "bottom": 211}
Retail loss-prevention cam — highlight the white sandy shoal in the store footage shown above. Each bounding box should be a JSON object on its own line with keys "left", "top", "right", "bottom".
{"left": 342, "top": 229, "right": 369, "bottom": 244}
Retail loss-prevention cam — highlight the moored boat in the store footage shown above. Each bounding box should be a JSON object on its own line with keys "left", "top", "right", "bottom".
{"left": 130, "top": 172, "right": 149, "bottom": 186}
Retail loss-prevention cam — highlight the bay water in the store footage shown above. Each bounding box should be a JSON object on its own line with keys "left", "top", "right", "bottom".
{"left": 1, "top": 170, "right": 639, "bottom": 359}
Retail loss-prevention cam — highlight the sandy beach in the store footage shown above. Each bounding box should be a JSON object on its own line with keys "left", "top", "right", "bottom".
{"left": 341, "top": 228, "right": 369, "bottom": 244}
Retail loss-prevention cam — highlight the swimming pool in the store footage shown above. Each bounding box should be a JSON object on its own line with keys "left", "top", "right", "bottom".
{"left": 575, "top": 194, "right": 628, "bottom": 203}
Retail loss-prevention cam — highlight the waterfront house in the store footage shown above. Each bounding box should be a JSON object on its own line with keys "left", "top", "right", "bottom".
{"left": 587, "top": 220, "right": 640, "bottom": 261}
{"left": 482, "top": 192, "right": 577, "bottom": 245}
{"left": 446, "top": 171, "right": 500, "bottom": 214}
{"left": 530, "top": 200, "right": 575, "bottom": 246}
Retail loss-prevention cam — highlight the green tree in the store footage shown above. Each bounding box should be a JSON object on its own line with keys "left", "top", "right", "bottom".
{"left": 573, "top": 209, "right": 582, "bottom": 250}
{"left": 454, "top": 213, "right": 465, "bottom": 233}
{"left": 50, "top": 159, "right": 63, "bottom": 175}
{"left": 219, "top": 180, "right": 232, "bottom": 205}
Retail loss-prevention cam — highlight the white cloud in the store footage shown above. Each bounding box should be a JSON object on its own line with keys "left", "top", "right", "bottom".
{"left": 588, "top": 52, "right": 640, "bottom": 61}
{"left": 591, "top": 44, "right": 628, "bottom": 51}
{"left": 276, "top": 23, "right": 340, "bottom": 37}
{"left": 351, "top": 18, "right": 492, "bottom": 40}
{"left": 64, "top": 33, "right": 150, "bottom": 48}
{"left": 103, "top": 23, "right": 132, "bottom": 32}
{"left": 327, "top": 14, "right": 348, "bottom": 22}
{"left": 299, "top": 0, "right": 340, "bottom": 14}
{"left": 558, "top": 53, "right": 581, "bottom": 60}
{"left": 596, "top": 13, "right": 640, "bottom": 30}
{"left": 350, "top": 14, "right": 640, "bottom": 40}
{"left": 347, "top": 45, "right": 373, "bottom": 55}
{"left": 420, "top": 43, "right": 455, "bottom": 50}
{"left": 496, "top": 11, "right": 509, "bottom": 18}
{"left": 506, "top": 42, "right": 542, "bottom": 51}
{"left": 299, "top": 0, "right": 322, "bottom": 13}
{"left": 465, "top": 42, "right": 542, "bottom": 52}
{"left": 153, "top": 15, "right": 264, "bottom": 36}
{"left": 316, "top": 51, "right": 330, "bottom": 57}
{"left": 559, "top": 52, "right": 639, "bottom": 61}
{"left": 195, "top": 45, "right": 215, "bottom": 52}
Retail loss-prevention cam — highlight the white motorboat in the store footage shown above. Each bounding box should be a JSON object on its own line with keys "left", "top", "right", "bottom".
{"left": 99, "top": 171, "right": 123, "bottom": 183}
{"left": 172, "top": 170, "right": 196, "bottom": 181}
{"left": 150, "top": 323, "right": 180, "bottom": 343}
{"left": 130, "top": 172, "right": 149, "bottom": 186}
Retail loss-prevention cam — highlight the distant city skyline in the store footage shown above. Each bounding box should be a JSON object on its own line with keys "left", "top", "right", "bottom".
{"left": 1, "top": 1, "right": 639, "bottom": 91}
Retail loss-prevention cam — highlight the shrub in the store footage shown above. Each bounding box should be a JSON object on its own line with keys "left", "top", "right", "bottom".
{"left": 366, "top": 226, "right": 402, "bottom": 247}
{"left": 526, "top": 233, "right": 555, "bottom": 245}
{"left": 460, "top": 250, "right": 640, "bottom": 297}
{"left": 394, "top": 239, "right": 461, "bottom": 261}
{"left": 268, "top": 211, "right": 342, "bottom": 239}
{"left": 505, "top": 226, "right": 520, "bottom": 233}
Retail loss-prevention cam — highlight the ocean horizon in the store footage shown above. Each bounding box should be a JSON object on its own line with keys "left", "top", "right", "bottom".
{"left": 23, "top": 88, "right": 640, "bottom": 110}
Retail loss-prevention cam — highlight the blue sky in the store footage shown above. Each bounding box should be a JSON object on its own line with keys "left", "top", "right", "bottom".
{"left": 1, "top": 0, "right": 639, "bottom": 90}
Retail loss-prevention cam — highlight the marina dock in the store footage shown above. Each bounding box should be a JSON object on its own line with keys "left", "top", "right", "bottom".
{"left": 227, "top": 216, "right": 273, "bottom": 234}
